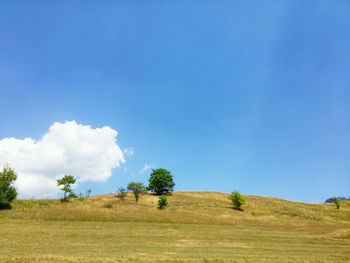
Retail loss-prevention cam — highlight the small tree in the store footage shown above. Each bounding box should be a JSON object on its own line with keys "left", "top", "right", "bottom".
{"left": 148, "top": 168, "right": 175, "bottom": 195}
{"left": 228, "top": 191, "right": 245, "bottom": 210}
{"left": 127, "top": 182, "right": 146, "bottom": 202}
{"left": 333, "top": 198, "right": 340, "bottom": 209}
{"left": 116, "top": 187, "right": 127, "bottom": 200}
{"left": 0, "top": 166, "right": 18, "bottom": 209}
{"left": 158, "top": 195, "right": 168, "bottom": 209}
{"left": 85, "top": 189, "right": 92, "bottom": 198}
{"left": 57, "top": 175, "right": 77, "bottom": 201}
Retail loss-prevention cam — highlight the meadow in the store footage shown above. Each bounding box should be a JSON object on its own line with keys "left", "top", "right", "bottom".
{"left": 0, "top": 192, "right": 349, "bottom": 262}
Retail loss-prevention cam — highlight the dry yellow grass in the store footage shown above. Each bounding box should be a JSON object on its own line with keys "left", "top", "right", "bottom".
{"left": 0, "top": 192, "right": 349, "bottom": 262}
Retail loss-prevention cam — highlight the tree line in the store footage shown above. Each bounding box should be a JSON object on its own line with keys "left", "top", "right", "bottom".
{"left": 0, "top": 166, "right": 176, "bottom": 210}
{"left": 1, "top": 165, "right": 346, "bottom": 211}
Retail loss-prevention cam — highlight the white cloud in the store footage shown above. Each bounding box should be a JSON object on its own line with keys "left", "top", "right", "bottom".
{"left": 140, "top": 163, "right": 155, "bottom": 175}
{"left": 0, "top": 121, "right": 125, "bottom": 198}
{"left": 123, "top": 147, "right": 134, "bottom": 156}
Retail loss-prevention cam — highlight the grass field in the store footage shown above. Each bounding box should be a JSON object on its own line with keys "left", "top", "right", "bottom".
{"left": 0, "top": 192, "right": 349, "bottom": 262}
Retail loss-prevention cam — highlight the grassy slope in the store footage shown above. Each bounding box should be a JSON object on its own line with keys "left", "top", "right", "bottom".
{"left": 0, "top": 192, "right": 349, "bottom": 262}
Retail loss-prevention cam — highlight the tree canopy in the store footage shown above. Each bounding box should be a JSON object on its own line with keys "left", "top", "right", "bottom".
{"left": 0, "top": 166, "right": 18, "bottom": 209}
{"left": 148, "top": 168, "right": 175, "bottom": 195}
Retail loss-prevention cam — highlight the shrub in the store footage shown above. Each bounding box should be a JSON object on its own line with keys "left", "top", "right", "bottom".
{"left": 158, "top": 195, "right": 168, "bottom": 209}
{"left": 333, "top": 198, "right": 340, "bottom": 209}
{"left": 228, "top": 191, "right": 245, "bottom": 210}
{"left": 116, "top": 187, "right": 127, "bottom": 200}
{"left": 67, "top": 192, "right": 77, "bottom": 199}
{"left": 57, "top": 175, "right": 76, "bottom": 201}
{"left": 78, "top": 193, "right": 85, "bottom": 201}
{"left": 0, "top": 166, "right": 18, "bottom": 209}
{"left": 148, "top": 168, "right": 175, "bottom": 195}
{"left": 127, "top": 182, "right": 147, "bottom": 202}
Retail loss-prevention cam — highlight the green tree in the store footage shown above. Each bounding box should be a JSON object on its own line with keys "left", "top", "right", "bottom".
{"left": 158, "top": 195, "right": 168, "bottom": 209}
{"left": 57, "top": 175, "right": 77, "bottom": 200}
{"left": 0, "top": 166, "right": 18, "bottom": 209}
{"left": 228, "top": 191, "right": 245, "bottom": 210}
{"left": 148, "top": 168, "right": 175, "bottom": 195}
{"left": 333, "top": 198, "right": 340, "bottom": 209}
{"left": 127, "top": 182, "right": 146, "bottom": 202}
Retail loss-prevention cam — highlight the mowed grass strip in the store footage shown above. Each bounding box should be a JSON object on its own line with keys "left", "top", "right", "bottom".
{"left": 1, "top": 219, "right": 349, "bottom": 263}
{"left": 0, "top": 192, "right": 349, "bottom": 262}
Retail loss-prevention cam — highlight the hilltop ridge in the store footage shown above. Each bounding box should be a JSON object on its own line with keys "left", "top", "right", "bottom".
{"left": 3, "top": 191, "right": 350, "bottom": 229}
{"left": 1, "top": 191, "right": 349, "bottom": 263}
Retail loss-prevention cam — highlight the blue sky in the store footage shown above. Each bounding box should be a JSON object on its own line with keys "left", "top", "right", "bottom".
{"left": 0, "top": 1, "right": 349, "bottom": 202}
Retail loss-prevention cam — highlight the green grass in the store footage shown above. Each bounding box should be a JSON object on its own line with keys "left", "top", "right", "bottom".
{"left": 0, "top": 192, "right": 349, "bottom": 262}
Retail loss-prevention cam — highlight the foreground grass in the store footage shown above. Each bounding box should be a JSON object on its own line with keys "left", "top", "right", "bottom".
{"left": 0, "top": 192, "right": 349, "bottom": 262}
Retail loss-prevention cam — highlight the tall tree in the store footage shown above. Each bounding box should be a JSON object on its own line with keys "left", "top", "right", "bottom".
{"left": 0, "top": 166, "right": 18, "bottom": 209}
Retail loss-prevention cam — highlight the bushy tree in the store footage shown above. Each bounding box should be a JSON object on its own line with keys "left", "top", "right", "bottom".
{"left": 0, "top": 166, "right": 18, "bottom": 209}
{"left": 57, "top": 175, "right": 77, "bottom": 201}
{"left": 116, "top": 187, "right": 127, "bottom": 200}
{"left": 148, "top": 168, "right": 175, "bottom": 195}
{"left": 333, "top": 198, "right": 340, "bottom": 209}
{"left": 158, "top": 195, "right": 168, "bottom": 209}
{"left": 127, "top": 182, "right": 146, "bottom": 202}
{"left": 228, "top": 191, "right": 245, "bottom": 210}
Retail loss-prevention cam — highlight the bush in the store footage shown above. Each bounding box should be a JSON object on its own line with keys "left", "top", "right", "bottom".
{"left": 0, "top": 166, "right": 18, "bottom": 209}
{"left": 116, "top": 187, "right": 127, "bottom": 200}
{"left": 127, "top": 182, "right": 147, "bottom": 202}
{"left": 228, "top": 191, "right": 245, "bottom": 210}
{"left": 158, "top": 195, "right": 168, "bottom": 209}
{"left": 148, "top": 168, "right": 175, "bottom": 195}
{"left": 333, "top": 198, "right": 340, "bottom": 209}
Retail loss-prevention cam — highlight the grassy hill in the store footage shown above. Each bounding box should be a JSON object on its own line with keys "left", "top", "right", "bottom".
{"left": 0, "top": 192, "right": 349, "bottom": 262}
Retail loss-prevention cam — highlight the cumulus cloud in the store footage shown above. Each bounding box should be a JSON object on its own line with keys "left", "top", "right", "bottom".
{"left": 0, "top": 121, "right": 125, "bottom": 198}
{"left": 140, "top": 163, "right": 155, "bottom": 175}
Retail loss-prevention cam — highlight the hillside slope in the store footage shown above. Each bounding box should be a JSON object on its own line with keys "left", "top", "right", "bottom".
{"left": 0, "top": 192, "right": 349, "bottom": 262}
